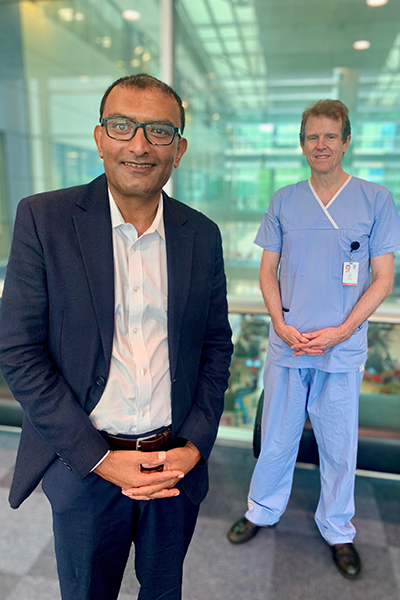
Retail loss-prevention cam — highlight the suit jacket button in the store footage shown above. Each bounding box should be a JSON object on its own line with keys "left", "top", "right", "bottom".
{"left": 96, "top": 376, "right": 106, "bottom": 386}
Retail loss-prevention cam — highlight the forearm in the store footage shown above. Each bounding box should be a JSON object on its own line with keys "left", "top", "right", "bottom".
{"left": 260, "top": 258, "right": 285, "bottom": 330}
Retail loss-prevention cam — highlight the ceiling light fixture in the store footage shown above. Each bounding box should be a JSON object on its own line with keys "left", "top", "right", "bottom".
{"left": 366, "top": 0, "right": 388, "bottom": 6}
{"left": 58, "top": 8, "right": 74, "bottom": 21}
{"left": 122, "top": 10, "right": 141, "bottom": 21}
{"left": 353, "top": 40, "right": 371, "bottom": 50}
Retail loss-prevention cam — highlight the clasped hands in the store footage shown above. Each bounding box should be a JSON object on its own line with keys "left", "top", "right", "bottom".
{"left": 94, "top": 442, "right": 201, "bottom": 501}
{"left": 275, "top": 323, "right": 348, "bottom": 357}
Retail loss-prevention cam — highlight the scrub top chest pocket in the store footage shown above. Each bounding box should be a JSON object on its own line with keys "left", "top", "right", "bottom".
{"left": 280, "top": 228, "right": 347, "bottom": 281}
{"left": 337, "top": 230, "right": 370, "bottom": 289}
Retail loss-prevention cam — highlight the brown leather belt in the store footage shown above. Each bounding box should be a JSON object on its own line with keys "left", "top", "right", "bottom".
{"left": 103, "top": 427, "right": 172, "bottom": 452}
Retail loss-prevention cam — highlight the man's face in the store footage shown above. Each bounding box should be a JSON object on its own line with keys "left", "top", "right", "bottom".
{"left": 94, "top": 85, "right": 187, "bottom": 204}
{"left": 300, "top": 115, "right": 350, "bottom": 177}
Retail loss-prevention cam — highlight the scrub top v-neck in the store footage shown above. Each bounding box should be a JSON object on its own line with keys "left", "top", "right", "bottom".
{"left": 255, "top": 176, "right": 400, "bottom": 373}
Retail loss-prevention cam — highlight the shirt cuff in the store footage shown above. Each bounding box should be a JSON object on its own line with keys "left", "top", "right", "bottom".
{"left": 90, "top": 450, "right": 110, "bottom": 472}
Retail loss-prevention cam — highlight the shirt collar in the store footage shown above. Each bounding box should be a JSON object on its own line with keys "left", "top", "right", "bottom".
{"left": 108, "top": 189, "right": 165, "bottom": 240}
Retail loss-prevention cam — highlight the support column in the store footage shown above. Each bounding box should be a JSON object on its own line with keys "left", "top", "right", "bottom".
{"left": 160, "top": 0, "right": 175, "bottom": 196}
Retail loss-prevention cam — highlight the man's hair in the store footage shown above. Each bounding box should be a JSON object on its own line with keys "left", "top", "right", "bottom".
{"left": 99, "top": 73, "right": 185, "bottom": 133}
{"left": 299, "top": 99, "right": 351, "bottom": 143}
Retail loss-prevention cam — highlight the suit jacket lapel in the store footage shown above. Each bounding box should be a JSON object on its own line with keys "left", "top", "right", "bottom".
{"left": 163, "top": 192, "right": 194, "bottom": 381}
{"left": 72, "top": 175, "right": 114, "bottom": 367}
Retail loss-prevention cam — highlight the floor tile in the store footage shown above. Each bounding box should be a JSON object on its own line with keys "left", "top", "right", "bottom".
{"left": 372, "top": 479, "right": 400, "bottom": 547}
{"left": 5, "top": 575, "right": 61, "bottom": 600}
{"left": 118, "top": 550, "right": 140, "bottom": 596}
{"left": 183, "top": 515, "right": 275, "bottom": 600}
{"left": 277, "top": 507, "right": 320, "bottom": 538}
{"left": 0, "top": 571, "right": 20, "bottom": 599}
{"left": 270, "top": 533, "right": 398, "bottom": 600}
{"left": 28, "top": 538, "right": 58, "bottom": 581}
{"left": 0, "top": 488, "right": 53, "bottom": 575}
{"left": 389, "top": 546, "right": 400, "bottom": 600}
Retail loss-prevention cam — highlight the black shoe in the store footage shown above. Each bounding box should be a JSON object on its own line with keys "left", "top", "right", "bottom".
{"left": 227, "top": 516, "right": 261, "bottom": 544}
{"left": 331, "top": 543, "right": 361, "bottom": 579}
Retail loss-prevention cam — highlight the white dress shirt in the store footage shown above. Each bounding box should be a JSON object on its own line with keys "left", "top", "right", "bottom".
{"left": 89, "top": 191, "right": 171, "bottom": 435}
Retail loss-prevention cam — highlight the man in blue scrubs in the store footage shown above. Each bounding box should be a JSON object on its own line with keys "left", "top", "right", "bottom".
{"left": 228, "top": 99, "right": 400, "bottom": 579}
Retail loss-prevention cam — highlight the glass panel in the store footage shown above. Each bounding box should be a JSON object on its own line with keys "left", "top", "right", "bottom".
{"left": 223, "top": 312, "right": 269, "bottom": 428}
{"left": 180, "top": 0, "right": 211, "bottom": 26}
{"left": 19, "top": 0, "right": 160, "bottom": 193}
{"left": 0, "top": 0, "right": 160, "bottom": 400}
{"left": 175, "top": 0, "right": 400, "bottom": 313}
{"left": 208, "top": 0, "right": 234, "bottom": 25}
{"left": 226, "top": 314, "right": 400, "bottom": 444}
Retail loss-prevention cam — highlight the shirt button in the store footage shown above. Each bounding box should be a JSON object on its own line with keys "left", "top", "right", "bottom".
{"left": 96, "top": 376, "right": 106, "bottom": 386}
{"left": 141, "top": 410, "right": 146, "bottom": 417}
{"left": 132, "top": 327, "right": 138, "bottom": 333}
{"left": 141, "top": 368, "right": 148, "bottom": 375}
{"left": 133, "top": 286, "right": 139, "bottom": 292}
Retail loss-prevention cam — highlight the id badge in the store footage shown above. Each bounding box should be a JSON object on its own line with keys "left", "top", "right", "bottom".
{"left": 342, "top": 262, "right": 359, "bottom": 286}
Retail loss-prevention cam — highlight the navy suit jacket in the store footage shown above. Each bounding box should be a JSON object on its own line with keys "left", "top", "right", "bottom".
{"left": 0, "top": 174, "right": 233, "bottom": 509}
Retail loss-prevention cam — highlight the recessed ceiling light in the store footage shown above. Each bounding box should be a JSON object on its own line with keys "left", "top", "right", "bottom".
{"left": 58, "top": 8, "right": 74, "bottom": 21}
{"left": 366, "top": 0, "right": 388, "bottom": 6}
{"left": 353, "top": 40, "right": 371, "bottom": 50}
{"left": 142, "top": 52, "right": 151, "bottom": 62}
{"left": 74, "top": 12, "right": 85, "bottom": 21}
{"left": 134, "top": 46, "right": 143, "bottom": 55}
{"left": 130, "top": 58, "right": 141, "bottom": 67}
{"left": 102, "top": 37, "right": 112, "bottom": 48}
{"left": 122, "top": 10, "right": 141, "bottom": 21}
{"left": 259, "top": 123, "right": 274, "bottom": 133}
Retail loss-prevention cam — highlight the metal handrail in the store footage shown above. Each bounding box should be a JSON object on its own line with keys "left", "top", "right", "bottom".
{"left": 228, "top": 300, "right": 400, "bottom": 324}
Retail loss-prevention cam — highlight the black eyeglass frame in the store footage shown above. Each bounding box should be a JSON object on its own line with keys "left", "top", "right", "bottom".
{"left": 100, "top": 117, "right": 181, "bottom": 146}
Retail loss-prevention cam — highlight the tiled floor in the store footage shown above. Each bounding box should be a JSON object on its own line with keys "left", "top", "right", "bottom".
{"left": 1, "top": 430, "right": 400, "bottom": 599}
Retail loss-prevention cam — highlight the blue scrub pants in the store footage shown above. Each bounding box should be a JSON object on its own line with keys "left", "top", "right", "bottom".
{"left": 246, "top": 362, "right": 363, "bottom": 545}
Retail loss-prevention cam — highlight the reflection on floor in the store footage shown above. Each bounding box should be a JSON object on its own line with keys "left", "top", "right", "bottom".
{"left": 1, "top": 430, "right": 400, "bottom": 600}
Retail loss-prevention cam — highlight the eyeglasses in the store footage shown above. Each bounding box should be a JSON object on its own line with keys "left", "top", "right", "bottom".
{"left": 101, "top": 117, "right": 180, "bottom": 146}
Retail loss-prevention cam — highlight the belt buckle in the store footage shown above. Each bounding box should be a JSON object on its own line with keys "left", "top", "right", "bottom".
{"left": 136, "top": 433, "right": 157, "bottom": 450}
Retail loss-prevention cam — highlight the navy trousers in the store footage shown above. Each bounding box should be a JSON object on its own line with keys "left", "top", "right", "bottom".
{"left": 42, "top": 458, "right": 200, "bottom": 600}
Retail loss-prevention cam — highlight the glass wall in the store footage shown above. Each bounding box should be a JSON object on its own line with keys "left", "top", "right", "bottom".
{"left": 0, "top": 0, "right": 399, "bottom": 460}
{"left": 225, "top": 312, "right": 400, "bottom": 435}
{"left": 174, "top": 0, "right": 400, "bottom": 312}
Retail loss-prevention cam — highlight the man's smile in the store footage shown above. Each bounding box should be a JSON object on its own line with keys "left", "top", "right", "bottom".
{"left": 121, "top": 161, "right": 154, "bottom": 170}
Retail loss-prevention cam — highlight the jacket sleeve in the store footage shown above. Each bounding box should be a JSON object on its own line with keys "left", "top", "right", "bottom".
{"left": 175, "top": 226, "right": 233, "bottom": 462}
{"left": 0, "top": 199, "right": 109, "bottom": 479}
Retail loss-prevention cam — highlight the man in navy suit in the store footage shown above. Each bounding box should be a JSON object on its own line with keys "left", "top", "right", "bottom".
{"left": 0, "top": 74, "right": 233, "bottom": 600}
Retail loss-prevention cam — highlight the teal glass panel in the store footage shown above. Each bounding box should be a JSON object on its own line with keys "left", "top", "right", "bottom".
{"left": 175, "top": 0, "right": 400, "bottom": 312}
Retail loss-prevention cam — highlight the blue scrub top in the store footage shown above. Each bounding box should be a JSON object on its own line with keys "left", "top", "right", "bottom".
{"left": 255, "top": 176, "right": 400, "bottom": 372}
